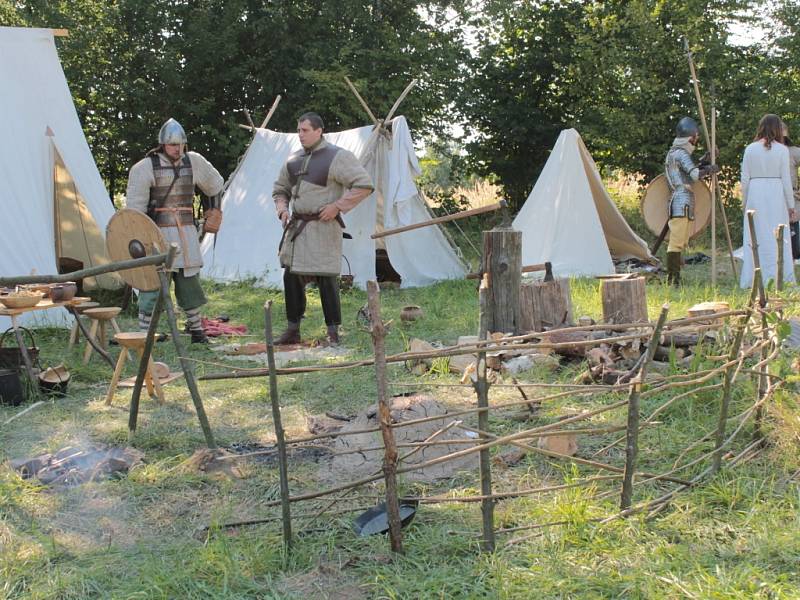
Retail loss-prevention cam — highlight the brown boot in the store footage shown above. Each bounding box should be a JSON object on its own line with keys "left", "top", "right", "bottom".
{"left": 275, "top": 321, "right": 301, "bottom": 345}
{"left": 327, "top": 325, "right": 340, "bottom": 345}
{"left": 666, "top": 252, "right": 682, "bottom": 286}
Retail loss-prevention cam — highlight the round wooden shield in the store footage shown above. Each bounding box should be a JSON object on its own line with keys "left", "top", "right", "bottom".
{"left": 640, "top": 175, "right": 712, "bottom": 241}
{"left": 106, "top": 209, "right": 166, "bottom": 291}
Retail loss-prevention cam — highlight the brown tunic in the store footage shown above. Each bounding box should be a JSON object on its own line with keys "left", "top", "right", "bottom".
{"left": 273, "top": 138, "right": 373, "bottom": 276}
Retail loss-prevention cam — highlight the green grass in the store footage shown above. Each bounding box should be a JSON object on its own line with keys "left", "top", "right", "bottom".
{"left": 1, "top": 253, "right": 799, "bottom": 598}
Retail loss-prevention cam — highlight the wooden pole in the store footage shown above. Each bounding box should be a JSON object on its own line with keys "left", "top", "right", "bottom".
{"left": 259, "top": 95, "right": 282, "bottom": 129}
{"left": 710, "top": 92, "right": 717, "bottom": 289}
{"left": 158, "top": 266, "right": 216, "bottom": 449}
{"left": 620, "top": 304, "right": 669, "bottom": 510}
{"left": 264, "top": 301, "right": 292, "bottom": 550}
{"left": 684, "top": 37, "right": 737, "bottom": 279}
{"left": 384, "top": 79, "right": 418, "bottom": 122}
{"left": 776, "top": 225, "right": 785, "bottom": 292}
{"left": 129, "top": 245, "right": 176, "bottom": 440}
{"left": 344, "top": 76, "right": 379, "bottom": 125}
{"left": 367, "top": 281, "right": 403, "bottom": 553}
{"left": 747, "top": 210, "right": 767, "bottom": 306}
{"left": 712, "top": 270, "right": 757, "bottom": 473}
{"left": 371, "top": 200, "right": 506, "bottom": 239}
{"left": 0, "top": 253, "right": 168, "bottom": 287}
{"left": 477, "top": 275, "right": 495, "bottom": 551}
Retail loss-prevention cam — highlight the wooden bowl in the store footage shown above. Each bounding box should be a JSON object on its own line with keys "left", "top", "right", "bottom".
{"left": 0, "top": 292, "right": 44, "bottom": 309}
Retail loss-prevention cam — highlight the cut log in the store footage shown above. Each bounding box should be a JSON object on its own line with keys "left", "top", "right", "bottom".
{"left": 601, "top": 277, "right": 648, "bottom": 324}
{"left": 519, "top": 278, "right": 573, "bottom": 332}
{"left": 660, "top": 332, "right": 701, "bottom": 348}
{"left": 482, "top": 228, "right": 522, "bottom": 334}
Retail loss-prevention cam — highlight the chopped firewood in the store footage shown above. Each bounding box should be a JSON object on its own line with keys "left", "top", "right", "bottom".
{"left": 450, "top": 354, "right": 476, "bottom": 375}
{"left": 538, "top": 433, "right": 577, "bottom": 456}
{"left": 493, "top": 448, "right": 527, "bottom": 467}
{"left": 587, "top": 346, "right": 615, "bottom": 367}
{"left": 546, "top": 329, "right": 591, "bottom": 358}
{"left": 486, "top": 353, "right": 503, "bottom": 370}
{"left": 653, "top": 346, "right": 687, "bottom": 362}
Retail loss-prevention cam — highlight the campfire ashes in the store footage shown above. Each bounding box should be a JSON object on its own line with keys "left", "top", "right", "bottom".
{"left": 321, "top": 394, "right": 478, "bottom": 483}
{"left": 10, "top": 445, "right": 144, "bottom": 486}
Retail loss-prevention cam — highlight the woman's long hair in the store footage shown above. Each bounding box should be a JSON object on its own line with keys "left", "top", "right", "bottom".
{"left": 783, "top": 122, "right": 795, "bottom": 147}
{"left": 755, "top": 114, "right": 784, "bottom": 149}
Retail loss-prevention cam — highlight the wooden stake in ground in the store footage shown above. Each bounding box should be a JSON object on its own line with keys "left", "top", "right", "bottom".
{"left": 129, "top": 245, "right": 176, "bottom": 440}
{"left": 477, "top": 275, "right": 496, "bottom": 551}
{"left": 264, "top": 300, "right": 292, "bottom": 551}
{"left": 620, "top": 304, "right": 669, "bottom": 510}
{"left": 776, "top": 225, "right": 786, "bottom": 292}
{"left": 712, "top": 281, "right": 753, "bottom": 473}
{"left": 156, "top": 257, "right": 216, "bottom": 449}
{"left": 482, "top": 226, "right": 522, "bottom": 334}
{"left": 367, "top": 281, "right": 403, "bottom": 553}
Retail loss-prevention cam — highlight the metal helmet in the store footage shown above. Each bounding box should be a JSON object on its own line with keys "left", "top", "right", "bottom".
{"left": 676, "top": 117, "right": 700, "bottom": 138}
{"left": 158, "top": 118, "right": 187, "bottom": 145}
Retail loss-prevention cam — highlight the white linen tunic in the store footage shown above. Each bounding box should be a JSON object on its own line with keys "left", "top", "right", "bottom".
{"left": 739, "top": 140, "right": 795, "bottom": 288}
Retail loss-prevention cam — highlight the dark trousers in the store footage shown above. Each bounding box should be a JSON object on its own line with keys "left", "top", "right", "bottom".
{"left": 283, "top": 270, "right": 341, "bottom": 326}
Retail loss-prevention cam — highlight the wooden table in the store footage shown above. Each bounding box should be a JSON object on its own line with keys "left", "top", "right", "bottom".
{"left": 0, "top": 297, "right": 91, "bottom": 386}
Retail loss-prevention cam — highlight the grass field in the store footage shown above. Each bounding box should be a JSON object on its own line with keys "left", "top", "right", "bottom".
{"left": 2, "top": 211, "right": 799, "bottom": 598}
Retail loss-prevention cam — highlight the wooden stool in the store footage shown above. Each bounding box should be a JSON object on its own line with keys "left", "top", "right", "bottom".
{"left": 68, "top": 301, "right": 100, "bottom": 349}
{"left": 82, "top": 307, "right": 122, "bottom": 364}
{"left": 105, "top": 332, "right": 165, "bottom": 405}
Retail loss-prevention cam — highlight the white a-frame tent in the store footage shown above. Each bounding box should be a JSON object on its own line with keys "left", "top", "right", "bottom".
{"left": 201, "top": 115, "right": 466, "bottom": 288}
{"left": 0, "top": 27, "right": 120, "bottom": 327}
{"left": 513, "top": 129, "right": 652, "bottom": 277}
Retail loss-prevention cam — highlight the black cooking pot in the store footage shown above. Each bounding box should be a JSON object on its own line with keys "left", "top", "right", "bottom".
{"left": 0, "top": 369, "right": 24, "bottom": 406}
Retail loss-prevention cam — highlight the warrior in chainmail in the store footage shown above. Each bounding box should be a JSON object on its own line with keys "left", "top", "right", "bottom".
{"left": 663, "top": 117, "right": 719, "bottom": 285}
{"left": 125, "top": 119, "right": 224, "bottom": 343}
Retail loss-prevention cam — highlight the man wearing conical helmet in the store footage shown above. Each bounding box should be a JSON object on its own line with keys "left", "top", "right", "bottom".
{"left": 663, "top": 116, "right": 719, "bottom": 285}
{"left": 125, "top": 118, "right": 224, "bottom": 343}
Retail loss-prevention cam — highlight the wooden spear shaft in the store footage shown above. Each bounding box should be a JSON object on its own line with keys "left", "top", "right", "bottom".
{"left": 711, "top": 91, "right": 717, "bottom": 288}
{"left": 371, "top": 200, "right": 507, "bottom": 239}
{"left": 476, "top": 276, "right": 496, "bottom": 552}
{"left": 684, "top": 39, "right": 737, "bottom": 279}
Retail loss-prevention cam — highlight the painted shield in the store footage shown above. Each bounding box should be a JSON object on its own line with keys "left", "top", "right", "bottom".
{"left": 105, "top": 209, "right": 166, "bottom": 291}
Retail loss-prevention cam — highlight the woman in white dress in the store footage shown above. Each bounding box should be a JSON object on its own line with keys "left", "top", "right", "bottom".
{"left": 739, "top": 114, "right": 795, "bottom": 288}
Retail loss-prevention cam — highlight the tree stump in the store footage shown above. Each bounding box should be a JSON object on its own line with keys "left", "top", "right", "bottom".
{"left": 482, "top": 228, "right": 522, "bottom": 334}
{"left": 601, "top": 277, "right": 647, "bottom": 324}
{"left": 519, "top": 278, "right": 573, "bottom": 332}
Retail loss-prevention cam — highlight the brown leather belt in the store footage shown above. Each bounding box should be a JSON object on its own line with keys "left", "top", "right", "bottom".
{"left": 155, "top": 207, "right": 194, "bottom": 262}
{"left": 289, "top": 212, "right": 346, "bottom": 242}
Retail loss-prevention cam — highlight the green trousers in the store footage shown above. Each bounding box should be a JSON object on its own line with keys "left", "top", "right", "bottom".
{"left": 138, "top": 270, "right": 207, "bottom": 315}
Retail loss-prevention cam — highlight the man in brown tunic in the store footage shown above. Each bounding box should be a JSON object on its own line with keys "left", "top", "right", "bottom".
{"left": 273, "top": 112, "right": 374, "bottom": 344}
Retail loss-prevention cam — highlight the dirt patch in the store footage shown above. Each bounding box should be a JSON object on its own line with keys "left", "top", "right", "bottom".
{"left": 278, "top": 562, "right": 367, "bottom": 600}
{"left": 322, "top": 394, "right": 478, "bottom": 484}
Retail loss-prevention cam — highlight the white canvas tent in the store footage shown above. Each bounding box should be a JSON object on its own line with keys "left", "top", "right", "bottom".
{"left": 201, "top": 116, "right": 466, "bottom": 288}
{"left": 1, "top": 27, "right": 120, "bottom": 328}
{"left": 513, "top": 129, "right": 652, "bottom": 277}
